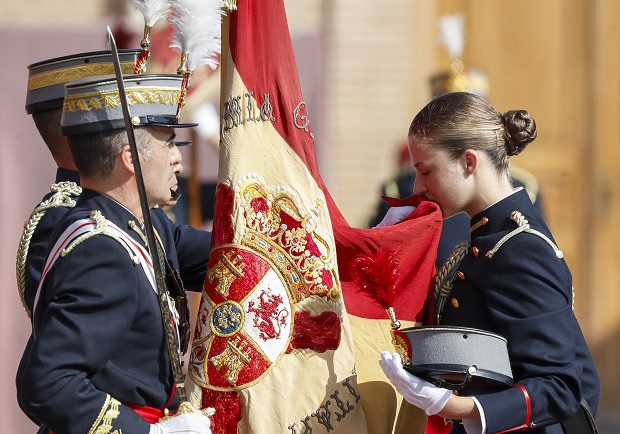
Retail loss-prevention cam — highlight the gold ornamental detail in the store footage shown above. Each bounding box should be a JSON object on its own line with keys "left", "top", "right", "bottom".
{"left": 209, "top": 335, "right": 252, "bottom": 385}
{"left": 63, "top": 87, "right": 180, "bottom": 113}
{"left": 87, "top": 395, "right": 121, "bottom": 434}
{"left": 16, "top": 181, "right": 81, "bottom": 318}
{"left": 208, "top": 251, "right": 246, "bottom": 298}
{"left": 28, "top": 61, "right": 136, "bottom": 91}
{"left": 234, "top": 175, "right": 340, "bottom": 303}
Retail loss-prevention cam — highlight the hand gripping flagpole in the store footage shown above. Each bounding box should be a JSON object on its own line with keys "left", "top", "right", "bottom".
{"left": 106, "top": 26, "right": 214, "bottom": 419}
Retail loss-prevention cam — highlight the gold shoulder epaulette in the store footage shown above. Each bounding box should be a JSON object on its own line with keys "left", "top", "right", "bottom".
{"left": 16, "top": 181, "right": 82, "bottom": 318}
{"left": 61, "top": 210, "right": 140, "bottom": 266}
{"left": 485, "top": 211, "right": 563, "bottom": 259}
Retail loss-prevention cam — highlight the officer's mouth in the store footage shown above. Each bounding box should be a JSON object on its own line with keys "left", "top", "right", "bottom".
{"left": 170, "top": 188, "right": 181, "bottom": 201}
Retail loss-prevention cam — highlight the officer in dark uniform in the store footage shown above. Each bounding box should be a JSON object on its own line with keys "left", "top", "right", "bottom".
{"left": 17, "top": 74, "right": 214, "bottom": 434}
{"left": 18, "top": 49, "right": 142, "bottom": 319}
{"left": 17, "top": 50, "right": 142, "bottom": 427}
{"left": 379, "top": 92, "right": 600, "bottom": 434}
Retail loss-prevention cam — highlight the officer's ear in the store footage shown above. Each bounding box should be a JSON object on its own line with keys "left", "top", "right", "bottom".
{"left": 119, "top": 144, "right": 136, "bottom": 174}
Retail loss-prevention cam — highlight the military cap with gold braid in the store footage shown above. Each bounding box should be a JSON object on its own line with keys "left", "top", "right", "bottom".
{"left": 61, "top": 74, "right": 198, "bottom": 136}
{"left": 25, "top": 49, "right": 142, "bottom": 115}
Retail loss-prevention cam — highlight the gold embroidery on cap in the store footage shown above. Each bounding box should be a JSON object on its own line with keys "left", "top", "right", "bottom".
{"left": 28, "top": 61, "right": 135, "bottom": 91}
{"left": 451, "top": 298, "right": 459, "bottom": 309}
{"left": 63, "top": 87, "right": 180, "bottom": 113}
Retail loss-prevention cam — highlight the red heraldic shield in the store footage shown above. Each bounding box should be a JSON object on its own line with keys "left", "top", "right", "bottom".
{"left": 185, "top": 1, "right": 443, "bottom": 434}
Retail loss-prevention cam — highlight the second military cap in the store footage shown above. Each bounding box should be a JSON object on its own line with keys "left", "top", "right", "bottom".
{"left": 25, "top": 49, "right": 142, "bottom": 115}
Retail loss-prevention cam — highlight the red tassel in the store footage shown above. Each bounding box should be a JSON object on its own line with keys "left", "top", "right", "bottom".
{"left": 202, "top": 389, "right": 241, "bottom": 434}
{"left": 351, "top": 247, "right": 399, "bottom": 310}
{"left": 287, "top": 310, "right": 341, "bottom": 353}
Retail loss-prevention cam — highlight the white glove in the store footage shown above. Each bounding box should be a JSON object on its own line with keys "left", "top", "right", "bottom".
{"left": 374, "top": 206, "right": 416, "bottom": 228}
{"left": 149, "top": 412, "right": 212, "bottom": 434}
{"left": 379, "top": 351, "right": 452, "bottom": 415}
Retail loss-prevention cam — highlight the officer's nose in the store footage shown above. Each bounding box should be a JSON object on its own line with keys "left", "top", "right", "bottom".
{"left": 170, "top": 145, "right": 183, "bottom": 175}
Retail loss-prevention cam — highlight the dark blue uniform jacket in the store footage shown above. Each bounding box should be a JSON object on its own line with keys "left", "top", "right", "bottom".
{"left": 17, "top": 189, "right": 212, "bottom": 434}
{"left": 440, "top": 189, "right": 599, "bottom": 433}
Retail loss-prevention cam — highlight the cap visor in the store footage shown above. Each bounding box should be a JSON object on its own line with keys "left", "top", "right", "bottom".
{"left": 148, "top": 121, "right": 198, "bottom": 129}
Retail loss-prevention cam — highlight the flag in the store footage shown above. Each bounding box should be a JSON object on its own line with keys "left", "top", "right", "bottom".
{"left": 185, "top": 1, "right": 443, "bottom": 433}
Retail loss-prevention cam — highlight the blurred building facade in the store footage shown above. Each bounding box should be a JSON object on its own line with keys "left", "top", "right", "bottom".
{"left": 1, "top": 0, "right": 619, "bottom": 431}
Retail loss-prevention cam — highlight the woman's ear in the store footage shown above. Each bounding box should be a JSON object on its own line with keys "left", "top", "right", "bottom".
{"left": 119, "top": 144, "right": 135, "bottom": 174}
{"left": 463, "top": 149, "right": 478, "bottom": 175}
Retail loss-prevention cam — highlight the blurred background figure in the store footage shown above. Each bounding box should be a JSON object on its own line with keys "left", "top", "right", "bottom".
{"left": 367, "top": 143, "right": 416, "bottom": 229}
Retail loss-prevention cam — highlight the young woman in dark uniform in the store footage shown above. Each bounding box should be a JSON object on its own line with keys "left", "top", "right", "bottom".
{"left": 380, "top": 92, "right": 600, "bottom": 434}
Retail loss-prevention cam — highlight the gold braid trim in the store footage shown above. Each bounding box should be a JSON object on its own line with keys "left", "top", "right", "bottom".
{"left": 63, "top": 87, "right": 180, "bottom": 113}
{"left": 16, "top": 181, "right": 82, "bottom": 318}
{"left": 485, "top": 211, "right": 563, "bottom": 259}
{"left": 61, "top": 210, "right": 140, "bottom": 265}
{"left": 28, "top": 60, "right": 136, "bottom": 91}
{"left": 128, "top": 220, "right": 166, "bottom": 257}
{"left": 434, "top": 241, "right": 470, "bottom": 324}
{"left": 88, "top": 395, "right": 122, "bottom": 434}
{"left": 224, "top": 0, "right": 238, "bottom": 11}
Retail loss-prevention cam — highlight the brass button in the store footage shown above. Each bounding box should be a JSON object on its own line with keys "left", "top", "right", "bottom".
{"left": 457, "top": 271, "right": 465, "bottom": 280}
{"left": 451, "top": 298, "right": 459, "bottom": 308}
{"left": 472, "top": 246, "right": 479, "bottom": 257}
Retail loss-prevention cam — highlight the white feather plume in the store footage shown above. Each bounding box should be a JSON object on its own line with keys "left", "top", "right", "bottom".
{"left": 131, "top": 0, "right": 170, "bottom": 27}
{"left": 439, "top": 14, "right": 465, "bottom": 59}
{"left": 168, "top": 0, "right": 225, "bottom": 71}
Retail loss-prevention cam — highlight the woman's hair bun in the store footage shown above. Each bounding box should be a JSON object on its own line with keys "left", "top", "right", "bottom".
{"left": 502, "top": 110, "right": 537, "bottom": 156}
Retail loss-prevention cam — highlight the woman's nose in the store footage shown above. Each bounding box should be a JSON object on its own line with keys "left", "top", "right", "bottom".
{"left": 413, "top": 176, "right": 425, "bottom": 195}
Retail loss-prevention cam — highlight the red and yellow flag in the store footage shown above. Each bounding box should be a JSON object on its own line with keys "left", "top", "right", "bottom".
{"left": 185, "top": 1, "right": 442, "bottom": 433}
